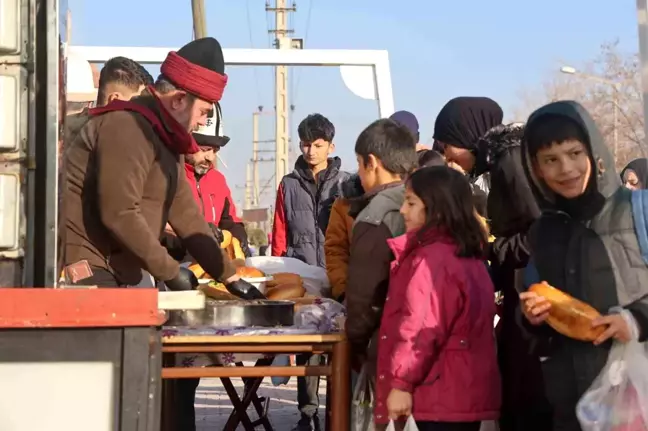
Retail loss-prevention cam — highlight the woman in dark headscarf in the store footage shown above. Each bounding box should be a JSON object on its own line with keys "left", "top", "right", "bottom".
{"left": 621, "top": 158, "right": 648, "bottom": 190}
{"left": 434, "top": 97, "right": 550, "bottom": 431}
{"left": 433, "top": 97, "right": 540, "bottom": 264}
{"left": 433, "top": 97, "right": 503, "bottom": 177}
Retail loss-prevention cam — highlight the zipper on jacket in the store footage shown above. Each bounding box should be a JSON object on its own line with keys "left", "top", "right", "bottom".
{"left": 313, "top": 169, "right": 335, "bottom": 265}
{"left": 209, "top": 194, "right": 216, "bottom": 222}
{"left": 196, "top": 178, "right": 206, "bottom": 217}
{"left": 294, "top": 165, "right": 338, "bottom": 266}
{"left": 314, "top": 182, "right": 324, "bottom": 265}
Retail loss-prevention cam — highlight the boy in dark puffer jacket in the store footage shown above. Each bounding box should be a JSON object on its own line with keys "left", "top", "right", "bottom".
{"left": 520, "top": 100, "right": 648, "bottom": 430}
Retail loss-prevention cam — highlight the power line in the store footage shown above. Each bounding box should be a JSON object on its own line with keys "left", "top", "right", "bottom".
{"left": 245, "top": 0, "right": 262, "bottom": 104}
{"left": 292, "top": 0, "right": 314, "bottom": 106}
{"left": 303, "top": 0, "right": 315, "bottom": 49}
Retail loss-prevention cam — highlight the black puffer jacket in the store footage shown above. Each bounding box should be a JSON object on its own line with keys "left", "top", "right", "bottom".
{"left": 522, "top": 101, "right": 648, "bottom": 430}
{"left": 477, "top": 123, "right": 541, "bottom": 268}
{"left": 476, "top": 123, "right": 548, "bottom": 426}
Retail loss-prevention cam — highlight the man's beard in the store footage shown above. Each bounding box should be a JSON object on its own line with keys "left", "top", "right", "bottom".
{"left": 195, "top": 165, "right": 210, "bottom": 175}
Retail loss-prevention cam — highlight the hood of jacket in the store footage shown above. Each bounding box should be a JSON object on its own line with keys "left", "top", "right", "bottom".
{"left": 348, "top": 181, "right": 403, "bottom": 220}
{"left": 338, "top": 174, "right": 364, "bottom": 200}
{"left": 473, "top": 122, "right": 524, "bottom": 178}
{"left": 522, "top": 100, "right": 620, "bottom": 216}
{"left": 621, "top": 158, "right": 648, "bottom": 189}
{"left": 387, "top": 227, "right": 452, "bottom": 261}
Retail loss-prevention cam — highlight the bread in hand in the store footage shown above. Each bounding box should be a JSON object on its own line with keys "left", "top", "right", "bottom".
{"left": 529, "top": 282, "right": 606, "bottom": 342}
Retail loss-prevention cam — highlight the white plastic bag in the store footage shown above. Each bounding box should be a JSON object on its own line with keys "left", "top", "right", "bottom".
{"left": 351, "top": 364, "right": 375, "bottom": 431}
{"left": 386, "top": 416, "right": 419, "bottom": 431}
{"left": 576, "top": 309, "right": 648, "bottom": 431}
{"left": 246, "top": 256, "right": 331, "bottom": 297}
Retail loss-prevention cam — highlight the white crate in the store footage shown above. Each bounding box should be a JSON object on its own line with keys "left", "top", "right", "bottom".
{"left": 0, "top": 0, "right": 20, "bottom": 54}
{"left": 0, "top": 64, "right": 28, "bottom": 152}
{"left": 0, "top": 172, "right": 20, "bottom": 250}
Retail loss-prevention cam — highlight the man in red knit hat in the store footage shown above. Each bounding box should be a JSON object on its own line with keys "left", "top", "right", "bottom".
{"left": 62, "top": 38, "right": 262, "bottom": 299}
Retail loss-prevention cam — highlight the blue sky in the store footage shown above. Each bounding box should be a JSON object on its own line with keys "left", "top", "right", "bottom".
{"left": 68, "top": 0, "right": 640, "bottom": 209}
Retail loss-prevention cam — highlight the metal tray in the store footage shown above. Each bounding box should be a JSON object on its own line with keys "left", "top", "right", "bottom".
{"left": 166, "top": 299, "right": 295, "bottom": 328}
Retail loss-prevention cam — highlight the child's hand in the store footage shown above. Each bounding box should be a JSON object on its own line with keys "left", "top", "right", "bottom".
{"left": 592, "top": 314, "right": 632, "bottom": 345}
{"left": 519, "top": 291, "right": 551, "bottom": 325}
{"left": 387, "top": 388, "right": 412, "bottom": 420}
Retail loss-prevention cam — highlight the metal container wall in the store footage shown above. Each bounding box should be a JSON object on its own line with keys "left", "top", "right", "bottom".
{"left": 167, "top": 299, "right": 295, "bottom": 327}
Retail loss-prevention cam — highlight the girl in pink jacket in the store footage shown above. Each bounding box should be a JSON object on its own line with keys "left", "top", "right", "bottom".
{"left": 375, "top": 166, "right": 501, "bottom": 431}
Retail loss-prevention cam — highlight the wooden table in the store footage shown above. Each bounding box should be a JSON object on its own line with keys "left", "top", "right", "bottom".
{"left": 161, "top": 332, "right": 350, "bottom": 431}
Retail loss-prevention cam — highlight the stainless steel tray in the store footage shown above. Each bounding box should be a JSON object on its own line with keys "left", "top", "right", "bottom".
{"left": 166, "top": 299, "right": 295, "bottom": 327}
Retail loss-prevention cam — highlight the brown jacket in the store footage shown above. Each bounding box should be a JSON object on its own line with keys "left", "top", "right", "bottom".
{"left": 324, "top": 198, "right": 354, "bottom": 300}
{"left": 346, "top": 182, "right": 405, "bottom": 370}
{"left": 62, "top": 94, "right": 235, "bottom": 285}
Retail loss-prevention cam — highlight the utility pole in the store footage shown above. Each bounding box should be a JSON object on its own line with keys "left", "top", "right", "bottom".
{"left": 266, "top": 0, "right": 297, "bottom": 191}
{"left": 251, "top": 107, "right": 277, "bottom": 207}
{"left": 245, "top": 163, "right": 253, "bottom": 210}
{"left": 253, "top": 110, "right": 260, "bottom": 207}
{"left": 66, "top": 9, "right": 72, "bottom": 45}
{"left": 191, "top": 0, "right": 208, "bottom": 39}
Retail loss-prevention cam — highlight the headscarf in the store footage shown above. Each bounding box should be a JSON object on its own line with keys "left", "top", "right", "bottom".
{"left": 433, "top": 97, "right": 503, "bottom": 150}
{"left": 621, "top": 158, "right": 648, "bottom": 189}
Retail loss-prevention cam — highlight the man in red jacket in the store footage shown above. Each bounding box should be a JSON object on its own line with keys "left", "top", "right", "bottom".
{"left": 186, "top": 103, "right": 251, "bottom": 256}
{"left": 162, "top": 103, "right": 251, "bottom": 261}
{"left": 167, "top": 103, "right": 252, "bottom": 431}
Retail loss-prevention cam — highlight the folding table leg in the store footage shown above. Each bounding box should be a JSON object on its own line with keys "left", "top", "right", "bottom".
{"left": 221, "top": 376, "right": 258, "bottom": 431}
{"left": 243, "top": 358, "right": 274, "bottom": 431}
{"left": 329, "top": 339, "right": 351, "bottom": 431}
{"left": 247, "top": 380, "right": 273, "bottom": 431}
{"left": 325, "top": 377, "right": 331, "bottom": 431}
{"left": 223, "top": 359, "right": 274, "bottom": 431}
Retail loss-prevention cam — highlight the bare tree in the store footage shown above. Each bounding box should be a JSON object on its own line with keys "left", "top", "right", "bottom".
{"left": 512, "top": 40, "right": 647, "bottom": 169}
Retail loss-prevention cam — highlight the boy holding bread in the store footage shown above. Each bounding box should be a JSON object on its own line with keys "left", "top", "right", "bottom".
{"left": 519, "top": 100, "right": 648, "bottom": 430}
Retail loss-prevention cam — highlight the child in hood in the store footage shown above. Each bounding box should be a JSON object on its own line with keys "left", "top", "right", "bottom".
{"left": 520, "top": 101, "right": 648, "bottom": 430}
{"left": 621, "top": 158, "right": 648, "bottom": 190}
{"left": 375, "top": 166, "right": 501, "bottom": 430}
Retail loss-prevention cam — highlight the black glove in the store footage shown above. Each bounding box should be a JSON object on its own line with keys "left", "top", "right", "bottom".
{"left": 240, "top": 239, "right": 253, "bottom": 258}
{"left": 164, "top": 267, "right": 199, "bottom": 291}
{"left": 225, "top": 279, "right": 267, "bottom": 300}
{"left": 160, "top": 231, "right": 188, "bottom": 262}
{"left": 208, "top": 223, "right": 224, "bottom": 244}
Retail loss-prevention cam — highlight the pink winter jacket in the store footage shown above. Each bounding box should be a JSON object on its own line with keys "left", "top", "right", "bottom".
{"left": 374, "top": 229, "right": 501, "bottom": 424}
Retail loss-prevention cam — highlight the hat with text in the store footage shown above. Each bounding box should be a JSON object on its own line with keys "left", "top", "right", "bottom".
{"left": 193, "top": 103, "right": 230, "bottom": 148}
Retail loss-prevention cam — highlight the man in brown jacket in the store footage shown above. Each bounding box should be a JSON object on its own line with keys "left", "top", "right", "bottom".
{"left": 62, "top": 37, "right": 259, "bottom": 296}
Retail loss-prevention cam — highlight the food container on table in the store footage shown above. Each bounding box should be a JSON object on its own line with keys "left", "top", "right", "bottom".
{"left": 241, "top": 276, "right": 273, "bottom": 294}
{"left": 166, "top": 299, "right": 295, "bottom": 327}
